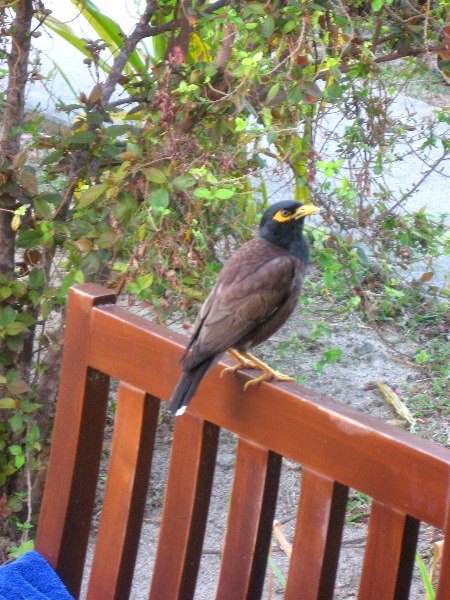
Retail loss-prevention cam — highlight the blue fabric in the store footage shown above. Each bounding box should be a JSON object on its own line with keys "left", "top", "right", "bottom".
{"left": 0, "top": 551, "right": 74, "bottom": 600}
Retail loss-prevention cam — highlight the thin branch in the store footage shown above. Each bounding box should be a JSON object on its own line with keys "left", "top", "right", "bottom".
{"left": 143, "top": 0, "right": 229, "bottom": 38}
{"left": 100, "top": 0, "right": 159, "bottom": 105}
{"left": 373, "top": 43, "right": 447, "bottom": 65}
{"left": 375, "top": 151, "right": 450, "bottom": 223}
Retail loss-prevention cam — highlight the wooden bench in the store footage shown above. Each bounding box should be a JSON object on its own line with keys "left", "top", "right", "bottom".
{"left": 35, "top": 284, "right": 450, "bottom": 599}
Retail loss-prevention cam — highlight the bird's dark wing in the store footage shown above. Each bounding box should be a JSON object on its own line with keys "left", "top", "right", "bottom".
{"left": 183, "top": 240, "right": 297, "bottom": 368}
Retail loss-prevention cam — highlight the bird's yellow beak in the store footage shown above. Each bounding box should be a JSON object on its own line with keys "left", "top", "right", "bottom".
{"left": 293, "top": 204, "right": 320, "bottom": 219}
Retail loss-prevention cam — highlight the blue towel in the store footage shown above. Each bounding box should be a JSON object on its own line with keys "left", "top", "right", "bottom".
{"left": 0, "top": 551, "right": 74, "bottom": 600}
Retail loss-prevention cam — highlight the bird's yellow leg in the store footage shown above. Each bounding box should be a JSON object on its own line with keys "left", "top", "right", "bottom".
{"left": 221, "top": 349, "right": 295, "bottom": 391}
{"left": 220, "top": 349, "right": 261, "bottom": 376}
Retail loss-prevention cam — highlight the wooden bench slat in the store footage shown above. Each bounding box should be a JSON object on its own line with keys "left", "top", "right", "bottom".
{"left": 358, "top": 501, "right": 414, "bottom": 600}
{"left": 35, "top": 286, "right": 114, "bottom": 598}
{"left": 285, "top": 469, "right": 348, "bottom": 600}
{"left": 215, "top": 438, "right": 281, "bottom": 600}
{"left": 86, "top": 385, "right": 159, "bottom": 600}
{"left": 149, "top": 412, "right": 219, "bottom": 600}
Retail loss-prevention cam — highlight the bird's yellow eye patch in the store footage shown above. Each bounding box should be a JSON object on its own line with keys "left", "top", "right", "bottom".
{"left": 272, "top": 208, "right": 294, "bottom": 223}
{"left": 272, "top": 203, "right": 320, "bottom": 223}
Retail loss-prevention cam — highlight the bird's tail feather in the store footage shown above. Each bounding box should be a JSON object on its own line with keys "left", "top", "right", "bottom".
{"left": 167, "top": 358, "right": 214, "bottom": 415}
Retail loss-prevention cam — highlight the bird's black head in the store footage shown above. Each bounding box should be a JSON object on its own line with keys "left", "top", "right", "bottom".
{"left": 259, "top": 200, "right": 319, "bottom": 256}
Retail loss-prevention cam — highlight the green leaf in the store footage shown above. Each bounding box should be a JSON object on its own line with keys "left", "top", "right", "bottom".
{"left": 77, "top": 183, "right": 108, "bottom": 209}
{"left": 97, "top": 230, "right": 116, "bottom": 249}
{"left": 19, "top": 169, "right": 38, "bottom": 194}
{"left": 136, "top": 274, "right": 153, "bottom": 289}
{"left": 86, "top": 111, "right": 104, "bottom": 126}
{"left": 7, "top": 379, "right": 31, "bottom": 396}
{"left": 194, "top": 187, "right": 213, "bottom": 199}
{"left": 28, "top": 422, "right": 40, "bottom": 443}
{"left": 151, "top": 187, "right": 170, "bottom": 211}
{"left": 152, "top": 33, "right": 168, "bottom": 65}
{"left": 40, "top": 150, "right": 63, "bottom": 166}
{"left": 8, "top": 540, "right": 34, "bottom": 559}
{"left": 266, "top": 83, "right": 280, "bottom": 103}
{"left": 16, "top": 313, "right": 36, "bottom": 327}
{"left": 11, "top": 280, "right": 27, "bottom": 297}
{"left": 0, "top": 398, "right": 16, "bottom": 409}
{"left": 263, "top": 15, "right": 275, "bottom": 38}
{"left": 29, "top": 268, "right": 45, "bottom": 290}
{"left": 15, "top": 455, "right": 25, "bottom": 469}
{"left": 371, "top": 0, "right": 383, "bottom": 11}
{"left": 64, "top": 130, "right": 97, "bottom": 146}
{"left": 34, "top": 198, "right": 52, "bottom": 220}
{"left": 57, "top": 272, "right": 76, "bottom": 301}
{"left": 113, "top": 192, "right": 137, "bottom": 223}
{"left": 17, "top": 229, "right": 40, "bottom": 249}
{"left": 22, "top": 402, "right": 42, "bottom": 413}
{"left": 415, "top": 553, "right": 435, "bottom": 600}
{"left": 81, "top": 252, "right": 101, "bottom": 275}
{"left": 0, "top": 306, "right": 17, "bottom": 327}
{"left": 41, "top": 299, "right": 51, "bottom": 320}
{"left": 172, "top": 175, "right": 196, "bottom": 190}
{"left": 104, "top": 124, "right": 132, "bottom": 138}
{"left": 9, "top": 413, "right": 23, "bottom": 433}
{"left": 9, "top": 445, "right": 22, "bottom": 456}
{"left": 142, "top": 167, "right": 167, "bottom": 184}
{"left": 244, "top": 2, "right": 266, "bottom": 16}
{"left": 287, "top": 85, "right": 303, "bottom": 104}
{"left": 215, "top": 188, "right": 234, "bottom": 200}
{"left": 323, "top": 269, "right": 334, "bottom": 288}
{"left": 5, "top": 322, "right": 28, "bottom": 336}
{"left": 324, "top": 82, "right": 343, "bottom": 101}
{"left": 283, "top": 20, "right": 297, "bottom": 33}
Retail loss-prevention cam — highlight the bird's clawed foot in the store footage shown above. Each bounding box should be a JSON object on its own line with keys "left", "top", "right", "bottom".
{"left": 221, "top": 349, "right": 295, "bottom": 391}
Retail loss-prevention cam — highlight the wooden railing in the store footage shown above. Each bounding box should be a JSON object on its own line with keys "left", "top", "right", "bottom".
{"left": 35, "top": 284, "right": 450, "bottom": 599}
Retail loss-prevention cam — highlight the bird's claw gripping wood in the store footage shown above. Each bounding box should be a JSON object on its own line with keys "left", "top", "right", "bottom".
{"left": 220, "top": 349, "right": 261, "bottom": 376}
{"left": 222, "top": 349, "right": 295, "bottom": 391}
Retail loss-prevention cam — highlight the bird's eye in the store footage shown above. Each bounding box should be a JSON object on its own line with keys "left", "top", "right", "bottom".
{"left": 281, "top": 209, "right": 291, "bottom": 217}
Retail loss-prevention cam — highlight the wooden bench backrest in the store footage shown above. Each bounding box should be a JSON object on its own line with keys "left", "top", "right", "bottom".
{"left": 35, "top": 284, "right": 450, "bottom": 599}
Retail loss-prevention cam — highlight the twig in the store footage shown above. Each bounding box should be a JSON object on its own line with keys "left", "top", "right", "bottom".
{"left": 100, "top": 0, "right": 159, "bottom": 105}
{"left": 374, "top": 151, "right": 449, "bottom": 223}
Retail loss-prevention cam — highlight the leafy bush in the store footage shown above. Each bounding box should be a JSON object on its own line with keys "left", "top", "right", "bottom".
{"left": 0, "top": 0, "right": 449, "bottom": 550}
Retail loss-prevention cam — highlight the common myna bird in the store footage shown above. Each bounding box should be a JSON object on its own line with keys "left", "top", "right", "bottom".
{"left": 168, "top": 200, "right": 320, "bottom": 415}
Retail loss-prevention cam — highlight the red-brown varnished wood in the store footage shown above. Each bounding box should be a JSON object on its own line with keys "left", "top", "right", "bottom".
{"left": 34, "top": 285, "right": 450, "bottom": 599}
{"left": 358, "top": 501, "right": 414, "bottom": 600}
{"left": 215, "top": 438, "right": 281, "bottom": 600}
{"left": 148, "top": 412, "right": 219, "bottom": 600}
{"left": 85, "top": 301, "right": 450, "bottom": 530}
{"left": 284, "top": 469, "right": 348, "bottom": 600}
{"left": 86, "top": 385, "right": 160, "bottom": 600}
{"left": 35, "top": 285, "right": 115, "bottom": 598}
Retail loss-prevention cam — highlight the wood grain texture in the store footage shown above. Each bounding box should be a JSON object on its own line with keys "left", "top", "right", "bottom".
{"left": 35, "top": 286, "right": 114, "bottom": 598}
{"left": 285, "top": 469, "right": 348, "bottom": 600}
{"left": 359, "top": 501, "right": 415, "bottom": 600}
{"left": 216, "top": 439, "right": 281, "bottom": 600}
{"left": 148, "top": 412, "right": 219, "bottom": 600}
{"left": 86, "top": 385, "right": 159, "bottom": 600}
